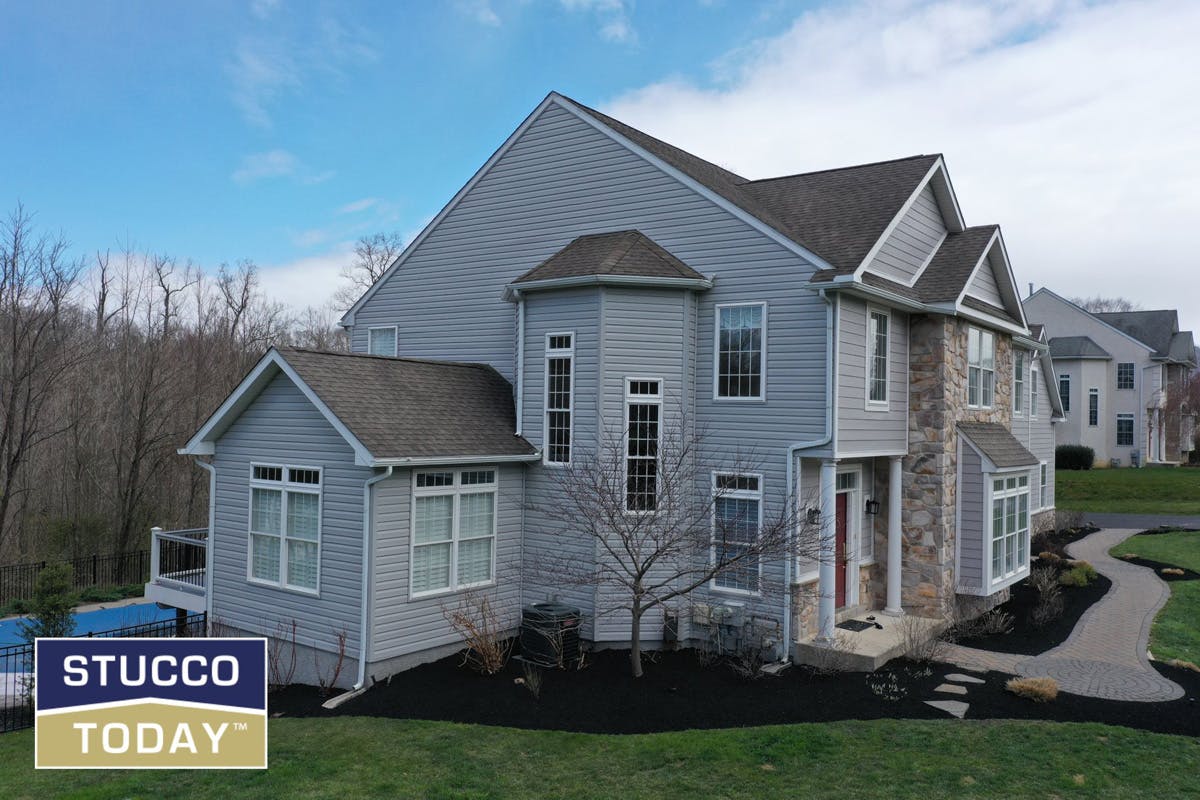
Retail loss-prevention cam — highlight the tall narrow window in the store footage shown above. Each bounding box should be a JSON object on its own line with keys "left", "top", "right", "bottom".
{"left": 249, "top": 464, "right": 322, "bottom": 592}
{"left": 1039, "top": 463, "right": 1048, "bottom": 509}
{"left": 411, "top": 469, "right": 497, "bottom": 596}
{"left": 968, "top": 327, "right": 995, "bottom": 408}
{"left": 1030, "top": 367, "right": 1039, "bottom": 417}
{"left": 626, "top": 379, "right": 662, "bottom": 512}
{"left": 716, "top": 303, "right": 765, "bottom": 399}
{"left": 990, "top": 475, "right": 1029, "bottom": 583}
{"left": 1117, "top": 362, "right": 1135, "bottom": 390}
{"left": 868, "top": 310, "right": 889, "bottom": 405}
{"left": 1013, "top": 351, "right": 1025, "bottom": 415}
{"left": 544, "top": 333, "right": 573, "bottom": 465}
{"left": 1059, "top": 374, "right": 1071, "bottom": 413}
{"left": 1117, "top": 413, "right": 1135, "bottom": 447}
{"left": 1088, "top": 388, "right": 1099, "bottom": 427}
{"left": 712, "top": 474, "right": 762, "bottom": 593}
{"left": 368, "top": 326, "right": 398, "bottom": 357}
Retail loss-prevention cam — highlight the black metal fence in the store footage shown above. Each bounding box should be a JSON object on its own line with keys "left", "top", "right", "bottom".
{"left": 0, "top": 611, "right": 206, "bottom": 733}
{"left": 0, "top": 551, "right": 151, "bottom": 606}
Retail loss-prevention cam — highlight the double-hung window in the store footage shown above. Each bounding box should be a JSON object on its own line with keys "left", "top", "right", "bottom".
{"left": 1088, "top": 388, "right": 1099, "bottom": 427}
{"left": 368, "top": 326, "right": 398, "bottom": 357}
{"left": 544, "top": 333, "right": 574, "bottom": 465}
{"left": 1030, "top": 366, "right": 1039, "bottom": 418}
{"left": 1117, "top": 362, "right": 1135, "bottom": 390}
{"left": 712, "top": 474, "right": 762, "bottom": 594}
{"left": 1039, "top": 463, "right": 1049, "bottom": 510}
{"left": 1059, "top": 374, "right": 1071, "bottom": 414}
{"left": 990, "top": 474, "right": 1029, "bottom": 584}
{"left": 868, "top": 310, "right": 889, "bottom": 406}
{"left": 715, "top": 303, "right": 765, "bottom": 400}
{"left": 967, "top": 327, "right": 995, "bottom": 408}
{"left": 1013, "top": 351, "right": 1025, "bottom": 415}
{"left": 411, "top": 469, "right": 497, "bottom": 596}
{"left": 249, "top": 465, "right": 322, "bottom": 592}
{"left": 1117, "top": 413, "right": 1135, "bottom": 447}
{"left": 625, "top": 379, "right": 662, "bottom": 512}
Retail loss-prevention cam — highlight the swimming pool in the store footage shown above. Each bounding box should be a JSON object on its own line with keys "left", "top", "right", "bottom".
{"left": 0, "top": 601, "right": 176, "bottom": 646}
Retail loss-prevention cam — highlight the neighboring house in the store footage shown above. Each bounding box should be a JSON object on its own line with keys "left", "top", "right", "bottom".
{"left": 1023, "top": 289, "right": 1196, "bottom": 466}
{"left": 148, "top": 93, "right": 1064, "bottom": 687}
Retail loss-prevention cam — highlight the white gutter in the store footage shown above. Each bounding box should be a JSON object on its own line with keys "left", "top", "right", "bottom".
{"left": 515, "top": 295, "right": 525, "bottom": 435}
{"left": 194, "top": 459, "right": 216, "bottom": 628}
{"left": 371, "top": 453, "right": 541, "bottom": 468}
{"left": 354, "top": 466, "right": 394, "bottom": 690}
{"left": 780, "top": 288, "right": 837, "bottom": 661}
{"left": 502, "top": 274, "right": 713, "bottom": 301}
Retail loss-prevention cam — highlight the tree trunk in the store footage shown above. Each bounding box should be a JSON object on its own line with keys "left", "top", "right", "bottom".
{"left": 630, "top": 600, "right": 643, "bottom": 678}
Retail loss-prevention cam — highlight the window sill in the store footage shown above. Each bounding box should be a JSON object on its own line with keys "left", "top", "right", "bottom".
{"left": 410, "top": 580, "right": 497, "bottom": 602}
{"left": 709, "top": 585, "right": 762, "bottom": 598}
{"left": 865, "top": 402, "right": 890, "bottom": 413}
{"left": 246, "top": 578, "right": 320, "bottom": 598}
{"left": 713, "top": 395, "right": 767, "bottom": 404}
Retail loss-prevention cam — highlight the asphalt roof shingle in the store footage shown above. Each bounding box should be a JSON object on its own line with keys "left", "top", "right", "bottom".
{"left": 913, "top": 226, "right": 998, "bottom": 303}
{"left": 1095, "top": 310, "right": 1196, "bottom": 365}
{"left": 513, "top": 230, "right": 704, "bottom": 284}
{"left": 278, "top": 348, "right": 536, "bottom": 460}
{"left": 1048, "top": 336, "right": 1112, "bottom": 360}
{"left": 958, "top": 422, "right": 1040, "bottom": 468}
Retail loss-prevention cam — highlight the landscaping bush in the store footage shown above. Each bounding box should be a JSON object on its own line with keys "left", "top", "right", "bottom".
{"left": 1056, "top": 444, "right": 1095, "bottom": 470}
{"left": 18, "top": 563, "right": 76, "bottom": 642}
{"left": 1006, "top": 676, "right": 1059, "bottom": 702}
{"left": 1060, "top": 561, "right": 1099, "bottom": 587}
{"left": 1029, "top": 566, "right": 1065, "bottom": 627}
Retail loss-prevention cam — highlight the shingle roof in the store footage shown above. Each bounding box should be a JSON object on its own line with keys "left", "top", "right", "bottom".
{"left": 513, "top": 230, "right": 704, "bottom": 284}
{"left": 566, "top": 97, "right": 938, "bottom": 274}
{"left": 913, "top": 226, "right": 998, "bottom": 303}
{"left": 278, "top": 348, "right": 536, "bottom": 459}
{"left": 1028, "top": 323, "right": 1045, "bottom": 341}
{"left": 1169, "top": 331, "right": 1197, "bottom": 366}
{"left": 958, "top": 422, "right": 1040, "bottom": 468}
{"left": 1048, "top": 336, "right": 1112, "bottom": 360}
{"left": 1095, "top": 310, "right": 1195, "bottom": 365}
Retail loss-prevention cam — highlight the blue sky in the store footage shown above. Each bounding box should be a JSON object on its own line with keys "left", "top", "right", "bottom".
{"left": 3, "top": 1, "right": 1198, "bottom": 328}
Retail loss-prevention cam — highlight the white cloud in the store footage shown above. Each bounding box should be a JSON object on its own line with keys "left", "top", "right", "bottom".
{"left": 336, "top": 197, "right": 378, "bottom": 215}
{"left": 231, "top": 149, "right": 298, "bottom": 184}
{"left": 561, "top": 0, "right": 637, "bottom": 43}
{"left": 602, "top": 0, "right": 1200, "bottom": 330}
{"left": 226, "top": 39, "right": 301, "bottom": 129}
{"left": 258, "top": 245, "right": 356, "bottom": 310}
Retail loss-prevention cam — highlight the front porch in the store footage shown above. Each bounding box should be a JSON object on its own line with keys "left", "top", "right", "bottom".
{"left": 792, "top": 610, "right": 944, "bottom": 671}
{"left": 143, "top": 526, "right": 208, "bottom": 612}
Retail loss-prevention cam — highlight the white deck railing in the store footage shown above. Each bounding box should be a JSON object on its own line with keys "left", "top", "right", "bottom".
{"left": 149, "top": 527, "right": 208, "bottom": 594}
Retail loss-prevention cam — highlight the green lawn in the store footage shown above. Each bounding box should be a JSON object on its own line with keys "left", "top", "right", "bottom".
{"left": 2, "top": 717, "right": 1198, "bottom": 799}
{"left": 1110, "top": 530, "right": 1200, "bottom": 663}
{"left": 1056, "top": 467, "right": 1200, "bottom": 515}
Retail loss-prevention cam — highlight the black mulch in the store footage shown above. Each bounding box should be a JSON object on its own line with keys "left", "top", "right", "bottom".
{"left": 1115, "top": 555, "right": 1200, "bottom": 582}
{"left": 1029, "top": 525, "right": 1100, "bottom": 559}
{"left": 951, "top": 564, "right": 1111, "bottom": 656}
{"left": 269, "top": 647, "right": 1200, "bottom": 737}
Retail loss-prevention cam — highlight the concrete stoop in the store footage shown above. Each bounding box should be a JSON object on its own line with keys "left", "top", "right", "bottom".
{"left": 791, "top": 612, "right": 946, "bottom": 672}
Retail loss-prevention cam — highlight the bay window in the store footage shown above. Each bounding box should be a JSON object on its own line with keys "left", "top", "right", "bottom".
{"left": 411, "top": 469, "right": 497, "bottom": 596}
{"left": 990, "top": 474, "right": 1029, "bottom": 585}
{"left": 249, "top": 464, "right": 322, "bottom": 592}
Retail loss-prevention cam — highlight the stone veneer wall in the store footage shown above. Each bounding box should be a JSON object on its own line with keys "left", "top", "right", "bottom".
{"left": 904, "top": 314, "right": 1014, "bottom": 619}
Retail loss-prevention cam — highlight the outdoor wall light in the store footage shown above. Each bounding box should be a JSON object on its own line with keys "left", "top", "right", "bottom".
{"left": 806, "top": 507, "right": 821, "bottom": 525}
{"left": 865, "top": 499, "right": 881, "bottom": 516}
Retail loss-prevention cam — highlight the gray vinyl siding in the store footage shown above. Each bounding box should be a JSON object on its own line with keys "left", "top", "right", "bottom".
{"left": 368, "top": 464, "right": 524, "bottom": 661}
{"left": 1030, "top": 366, "right": 1056, "bottom": 509}
{"left": 210, "top": 371, "right": 373, "bottom": 655}
{"left": 967, "top": 252, "right": 1004, "bottom": 308}
{"left": 863, "top": 184, "right": 945, "bottom": 284}
{"left": 957, "top": 443, "right": 985, "bottom": 593}
{"left": 835, "top": 296, "right": 909, "bottom": 456}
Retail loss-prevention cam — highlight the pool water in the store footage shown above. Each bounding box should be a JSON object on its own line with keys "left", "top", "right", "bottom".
{"left": 0, "top": 601, "right": 176, "bottom": 646}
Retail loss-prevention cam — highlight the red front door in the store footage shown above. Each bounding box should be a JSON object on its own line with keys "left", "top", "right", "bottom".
{"left": 835, "top": 492, "right": 848, "bottom": 608}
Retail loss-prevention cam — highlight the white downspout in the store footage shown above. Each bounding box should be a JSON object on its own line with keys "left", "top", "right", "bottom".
{"left": 780, "top": 288, "right": 836, "bottom": 661}
{"left": 515, "top": 294, "right": 525, "bottom": 436}
{"left": 194, "top": 459, "right": 216, "bottom": 629}
{"left": 354, "top": 465, "right": 394, "bottom": 690}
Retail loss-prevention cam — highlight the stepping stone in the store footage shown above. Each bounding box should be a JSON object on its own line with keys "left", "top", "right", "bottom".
{"left": 925, "top": 700, "right": 969, "bottom": 719}
{"left": 945, "top": 673, "right": 986, "bottom": 684}
{"left": 934, "top": 683, "right": 968, "bottom": 695}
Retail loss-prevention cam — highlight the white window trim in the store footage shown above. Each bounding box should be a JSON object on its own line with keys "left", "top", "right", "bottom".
{"left": 709, "top": 471, "right": 764, "bottom": 597}
{"left": 1088, "top": 388, "right": 1100, "bottom": 427}
{"left": 1059, "top": 373, "right": 1071, "bottom": 414}
{"left": 713, "top": 301, "right": 768, "bottom": 403}
{"left": 1116, "top": 413, "right": 1136, "bottom": 448}
{"left": 967, "top": 326, "right": 996, "bottom": 409}
{"left": 366, "top": 325, "right": 398, "bottom": 357}
{"left": 246, "top": 462, "right": 323, "bottom": 596}
{"left": 1116, "top": 362, "right": 1136, "bottom": 391}
{"left": 985, "top": 472, "right": 1031, "bottom": 591}
{"left": 408, "top": 468, "right": 499, "bottom": 600}
{"left": 865, "top": 306, "right": 890, "bottom": 411}
{"left": 1030, "top": 366, "right": 1039, "bottom": 419}
{"left": 624, "top": 376, "right": 664, "bottom": 515}
{"left": 543, "top": 331, "right": 575, "bottom": 467}
{"left": 1037, "top": 461, "right": 1050, "bottom": 512}
{"left": 1013, "top": 350, "right": 1025, "bottom": 417}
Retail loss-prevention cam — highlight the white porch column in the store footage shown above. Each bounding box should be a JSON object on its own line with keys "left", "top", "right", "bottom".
{"left": 816, "top": 459, "right": 838, "bottom": 642}
{"left": 883, "top": 456, "right": 905, "bottom": 616}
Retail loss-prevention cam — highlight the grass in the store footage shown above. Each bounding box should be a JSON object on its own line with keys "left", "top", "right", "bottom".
{"left": 1110, "top": 530, "right": 1200, "bottom": 662}
{"left": 0, "top": 718, "right": 1198, "bottom": 799}
{"left": 1056, "top": 467, "right": 1200, "bottom": 515}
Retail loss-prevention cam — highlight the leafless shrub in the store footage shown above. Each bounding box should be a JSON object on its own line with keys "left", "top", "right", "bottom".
{"left": 898, "top": 614, "right": 947, "bottom": 664}
{"left": 1038, "top": 551, "right": 1062, "bottom": 563}
{"left": 442, "top": 592, "right": 513, "bottom": 675}
{"left": 1056, "top": 509, "right": 1085, "bottom": 531}
{"left": 520, "top": 660, "right": 543, "bottom": 700}
{"left": 267, "top": 619, "right": 298, "bottom": 690}
{"left": 1006, "top": 676, "right": 1059, "bottom": 702}
{"left": 806, "top": 632, "right": 858, "bottom": 675}
{"left": 949, "top": 608, "right": 1015, "bottom": 640}
{"left": 313, "top": 628, "right": 348, "bottom": 697}
{"left": 1029, "top": 566, "right": 1065, "bottom": 628}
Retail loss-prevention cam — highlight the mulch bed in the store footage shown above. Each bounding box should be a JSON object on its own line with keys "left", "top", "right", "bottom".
{"left": 1030, "top": 524, "right": 1100, "bottom": 558}
{"left": 1115, "top": 555, "right": 1200, "bottom": 582}
{"left": 269, "top": 646, "right": 1200, "bottom": 737}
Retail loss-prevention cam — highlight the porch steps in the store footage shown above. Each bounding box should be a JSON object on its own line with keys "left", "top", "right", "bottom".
{"left": 791, "top": 613, "right": 945, "bottom": 672}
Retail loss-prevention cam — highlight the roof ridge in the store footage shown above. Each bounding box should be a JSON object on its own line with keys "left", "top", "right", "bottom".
{"left": 280, "top": 346, "right": 494, "bottom": 372}
{"left": 739, "top": 154, "right": 941, "bottom": 185}
{"left": 602, "top": 230, "right": 644, "bottom": 274}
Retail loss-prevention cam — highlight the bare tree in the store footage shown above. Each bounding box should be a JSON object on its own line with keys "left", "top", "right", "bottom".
{"left": 290, "top": 303, "right": 350, "bottom": 351}
{"left": 333, "top": 232, "right": 405, "bottom": 310}
{"left": 1071, "top": 295, "right": 1141, "bottom": 313}
{"left": 531, "top": 415, "right": 823, "bottom": 678}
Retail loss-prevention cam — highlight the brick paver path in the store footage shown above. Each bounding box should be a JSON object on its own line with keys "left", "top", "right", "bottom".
{"left": 940, "top": 528, "right": 1184, "bottom": 702}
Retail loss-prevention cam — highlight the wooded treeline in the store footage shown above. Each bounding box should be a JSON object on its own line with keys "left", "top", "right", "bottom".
{"left": 0, "top": 205, "right": 353, "bottom": 564}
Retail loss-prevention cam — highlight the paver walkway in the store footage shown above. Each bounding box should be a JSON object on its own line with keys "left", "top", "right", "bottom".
{"left": 940, "top": 528, "right": 1184, "bottom": 702}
